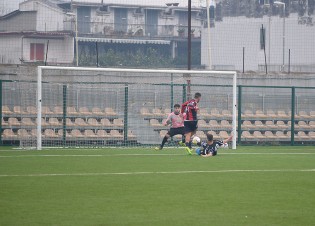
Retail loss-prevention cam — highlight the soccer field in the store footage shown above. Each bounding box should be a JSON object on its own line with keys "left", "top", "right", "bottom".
{"left": 0, "top": 146, "right": 315, "bottom": 226}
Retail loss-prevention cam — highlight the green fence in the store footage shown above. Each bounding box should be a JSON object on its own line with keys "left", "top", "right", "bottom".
{"left": 0, "top": 79, "right": 314, "bottom": 148}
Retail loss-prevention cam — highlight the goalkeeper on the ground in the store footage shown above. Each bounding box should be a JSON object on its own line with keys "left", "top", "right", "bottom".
{"left": 195, "top": 132, "right": 233, "bottom": 157}
{"left": 155, "top": 104, "right": 186, "bottom": 150}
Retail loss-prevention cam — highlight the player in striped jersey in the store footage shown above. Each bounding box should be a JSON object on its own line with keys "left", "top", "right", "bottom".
{"left": 181, "top": 92, "right": 201, "bottom": 154}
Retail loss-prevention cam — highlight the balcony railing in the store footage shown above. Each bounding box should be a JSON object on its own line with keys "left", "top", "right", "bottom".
{"left": 65, "top": 21, "right": 202, "bottom": 39}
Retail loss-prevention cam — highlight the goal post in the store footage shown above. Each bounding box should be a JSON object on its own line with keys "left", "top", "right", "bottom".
{"left": 34, "top": 66, "right": 237, "bottom": 150}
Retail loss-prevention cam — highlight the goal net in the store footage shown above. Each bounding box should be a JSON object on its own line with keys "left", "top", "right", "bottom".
{"left": 3, "top": 66, "right": 237, "bottom": 150}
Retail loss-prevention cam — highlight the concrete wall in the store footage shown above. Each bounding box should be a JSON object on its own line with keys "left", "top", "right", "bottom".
{"left": 0, "top": 35, "right": 22, "bottom": 64}
{"left": 201, "top": 14, "right": 315, "bottom": 71}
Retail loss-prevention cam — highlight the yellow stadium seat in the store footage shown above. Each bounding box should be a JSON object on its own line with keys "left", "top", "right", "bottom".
{"left": 8, "top": 118, "right": 20, "bottom": 126}
{"left": 53, "top": 106, "right": 63, "bottom": 115}
{"left": 150, "top": 119, "right": 162, "bottom": 127}
{"left": 74, "top": 118, "right": 88, "bottom": 127}
{"left": 3, "top": 129, "right": 17, "bottom": 138}
{"left": 113, "top": 118, "right": 124, "bottom": 127}
{"left": 44, "top": 129, "right": 58, "bottom": 138}
{"left": 67, "top": 107, "right": 79, "bottom": 115}
{"left": 17, "top": 129, "right": 31, "bottom": 138}
{"left": 71, "top": 129, "right": 84, "bottom": 138}
{"left": 253, "top": 131, "right": 265, "bottom": 139}
{"left": 96, "top": 130, "right": 109, "bottom": 138}
{"left": 79, "top": 107, "right": 92, "bottom": 116}
{"left": 2, "top": 106, "right": 12, "bottom": 115}
{"left": 92, "top": 107, "right": 105, "bottom": 116}
{"left": 13, "top": 106, "right": 27, "bottom": 115}
{"left": 26, "top": 106, "right": 37, "bottom": 115}
{"left": 48, "top": 118, "right": 61, "bottom": 126}
{"left": 87, "top": 118, "right": 100, "bottom": 127}
{"left": 66, "top": 118, "right": 76, "bottom": 127}
{"left": 84, "top": 130, "right": 98, "bottom": 138}
{"left": 109, "top": 130, "right": 123, "bottom": 139}
{"left": 105, "top": 108, "right": 117, "bottom": 116}
{"left": 21, "top": 118, "right": 35, "bottom": 126}
{"left": 140, "top": 107, "right": 153, "bottom": 117}
{"left": 42, "top": 106, "right": 54, "bottom": 115}
{"left": 101, "top": 118, "right": 113, "bottom": 127}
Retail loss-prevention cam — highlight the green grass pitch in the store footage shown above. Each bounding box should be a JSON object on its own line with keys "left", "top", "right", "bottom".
{"left": 0, "top": 146, "right": 315, "bottom": 226}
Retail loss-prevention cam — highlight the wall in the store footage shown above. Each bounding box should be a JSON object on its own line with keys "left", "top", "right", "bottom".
{"left": 0, "top": 35, "right": 22, "bottom": 64}
{"left": 22, "top": 36, "right": 74, "bottom": 63}
{"left": 201, "top": 14, "right": 315, "bottom": 71}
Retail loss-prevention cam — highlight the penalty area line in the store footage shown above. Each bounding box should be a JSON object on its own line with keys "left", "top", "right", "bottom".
{"left": 0, "top": 169, "right": 314, "bottom": 177}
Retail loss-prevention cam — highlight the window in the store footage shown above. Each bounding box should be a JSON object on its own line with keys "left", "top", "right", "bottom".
{"left": 30, "top": 43, "right": 44, "bottom": 61}
{"left": 260, "top": 27, "right": 266, "bottom": 50}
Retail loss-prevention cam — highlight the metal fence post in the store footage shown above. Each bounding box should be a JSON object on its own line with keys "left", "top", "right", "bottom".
{"left": 182, "top": 84, "right": 187, "bottom": 103}
{"left": 291, "top": 87, "right": 295, "bottom": 146}
{"left": 171, "top": 73, "right": 174, "bottom": 111}
{"left": 237, "top": 85, "right": 242, "bottom": 144}
{"left": 124, "top": 84, "right": 129, "bottom": 145}
{"left": 62, "top": 85, "right": 67, "bottom": 146}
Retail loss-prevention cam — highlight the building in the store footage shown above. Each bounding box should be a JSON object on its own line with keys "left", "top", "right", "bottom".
{"left": 0, "top": 0, "right": 205, "bottom": 66}
{"left": 0, "top": 0, "right": 74, "bottom": 65}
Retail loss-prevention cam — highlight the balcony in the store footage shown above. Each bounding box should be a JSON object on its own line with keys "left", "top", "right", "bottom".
{"left": 65, "top": 21, "right": 201, "bottom": 40}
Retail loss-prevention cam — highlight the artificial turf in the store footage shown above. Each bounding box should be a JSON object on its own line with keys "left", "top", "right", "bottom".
{"left": 0, "top": 146, "right": 315, "bottom": 226}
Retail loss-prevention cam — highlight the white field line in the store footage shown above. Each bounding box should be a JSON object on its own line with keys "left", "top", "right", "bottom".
{"left": 1, "top": 153, "right": 315, "bottom": 158}
{"left": 0, "top": 169, "right": 314, "bottom": 178}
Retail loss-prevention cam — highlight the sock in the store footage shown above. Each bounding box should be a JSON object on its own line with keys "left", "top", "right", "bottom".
{"left": 181, "top": 136, "right": 185, "bottom": 143}
{"left": 188, "top": 141, "right": 192, "bottom": 149}
{"left": 185, "top": 142, "right": 190, "bottom": 148}
{"left": 161, "top": 136, "right": 168, "bottom": 148}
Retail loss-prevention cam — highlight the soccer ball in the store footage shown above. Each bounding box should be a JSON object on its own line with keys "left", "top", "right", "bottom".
{"left": 192, "top": 136, "right": 201, "bottom": 144}
{"left": 222, "top": 143, "right": 229, "bottom": 149}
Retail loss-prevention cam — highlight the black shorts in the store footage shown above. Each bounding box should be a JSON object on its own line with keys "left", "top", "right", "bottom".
{"left": 184, "top": 121, "right": 198, "bottom": 133}
{"left": 168, "top": 127, "right": 185, "bottom": 137}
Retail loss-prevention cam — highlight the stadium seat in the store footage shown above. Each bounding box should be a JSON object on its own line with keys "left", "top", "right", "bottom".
{"left": 265, "top": 131, "right": 276, "bottom": 139}
{"left": 309, "top": 121, "right": 315, "bottom": 129}
{"left": 209, "top": 120, "right": 220, "bottom": 129}
{"left": 42, "top": 106, "right": 54, "bottom": 115}
{"left": 140, "top": 107, "right": 153, "bottom": 117}
{"left": 92, "top": 107, "right": 105, "bottom": 116}
{"left": 159, "top": 130, "right": 167, "bottom": 138}
{"left": 276, "top": 121, "right": 288, "bottom": 129}
{"left": 164, "top": 108, "right": 171, "bottom": 115}
{"left": 266, "top": 110, "right": 277, "bottom": 119}
{"left": 105, "top": 108, "right": 117, "bottom": 116}
{"left": 40, "top": 118, "right": 50, "bottom": 127}
{"left": 255, "top": 110, "right": 267, "bottom": 119}
{"left": 48, "top": 118, "right": 61, "bottom": 126}
{"left": 243, "top": 110, "right": 254, "bottom": 118}
{"left": 67, "top": 107, "right": 79, "bottom": 115}
{"left": 30, "top": 129, "right": 38, "bottom": 137}
{"left": 297, "top": 131, "right": 309, "bottom": 140}
{"left": 123, "top": 130, "right": 137, "bottom": 139}
{"left": 17, "top": 129, "right": 31, "bottom": 138}
{"left": 66, "top": 118, "right": 76, "bottom": 127}
{"left": 253, "top": 131, "right": 265, "bottom": 139}
{"left": 221, "top": 120, "right": 231, "bottom": 129}
{"left": 152, "top": 108, "right": 164, "bottom": 117}
{"left": 195, "top": 131, "right": 206, "bottom": 139}
{"left": 21, "top": 118, "right": 35, "bottom": 126}
{"left": 150, "top": 119, "right": 162, "bottom": 127}
{"left": 275, "top": 131, "right": 288, "bottom": 139}
{"left": 219, "top": 131, "right": 229, "bottom": 139}
{"left": 84, "top": 130, "right": 98, "bottom": 138}
{"left": 2, "top": 106, "right": 12, "bottom": 115}
{"left": 96, "top": 130, "right": 109, "bottom": 138}
{"left": 296, "top": 111, "right": 311, "bottom": 120}
{"left": 242, "top": 121, "right": 255, "bottom": 129}
{"left": 310, "top": 111, "right": 315, "bottom": 119}
{"left": 265, "top": 121, "right": 277, "bottom": 129}
{"left": 54, "top": 106, "right": 63, "bottom": 115}
{"left": 58, "top": 129, "right": 71, "bottom": 138}
{"left": 254, "top": 120, "right": 265, "bottom": 129}
{"left": 207, "top": 131, "right": 220, "bottom": 139}
{"left": 101, "top": 118, "right": 113, "bottom": 127}
{"left": 199, "top": 109, "right": 211, "bottom": 118}
{"left": 161, "top": 119, "right": 168, "bottom": 126}
{"left": 210, "top": 109, "right": 221, "bottom": 118}
{"left": 87, "top": 118, "right": 100, "bottom": 127}
{"left": 198, "top": 120, "right": 210, "bottom": 128}
{"left": 3, "top": 129, "right": 17, "bottom": 138}
{"left": 75, "top": 118, "right": 88, "bottom": 127}
{"left": 2, "top": 118, "right": 8, "bottom": 126}
{"left": 113, "top": 118, "right": 124, "bottom": 127}
{"left": 44, "top": 129, "right": 58, "bottom": 138}
{"left": 297, "top": 121, "right": 310, "bottom": 129}
{"left": 71, "top": 129, "right": 84, "bottom": 138}
{"left": 13, "top": 106, "right": 27, "bottom": 115}
{"left": 8, "top": 117, "right": 20, "bottom": 126}
{"left": 308, "top": 132, "right": 315, "bottom": 139}
{"left": 222, "top": 110, "right": 232, "bottom": 118}
{"left": 26, "top": 106, "right": 37, "bottom": 115}
{"left": 109, "top": 130, "right": 123, "bottom": 139}
{"left": 242, "top": 131, "right": 254, "bottom": 139}
{"left": 277, "top": 110, "right": 290, "bottom": 119}
{"left": 79, "top": 107, "right": 92, "bottom": 116}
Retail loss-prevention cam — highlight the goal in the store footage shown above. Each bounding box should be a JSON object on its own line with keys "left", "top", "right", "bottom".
{"left": 8, "top": 66, "right": 237, "bottom": 150}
